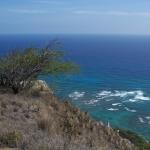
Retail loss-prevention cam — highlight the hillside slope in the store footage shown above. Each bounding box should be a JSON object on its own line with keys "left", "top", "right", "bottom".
{"left": 0, "top": 81, "right": 137, "bottom": 150}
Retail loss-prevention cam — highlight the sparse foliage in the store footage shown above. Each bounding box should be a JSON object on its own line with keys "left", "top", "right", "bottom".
{"left": 115, "top": 128, "right": 150, "bottom": 150}
{"left": 0, "top": 46, "right": 78, "bottom": 94}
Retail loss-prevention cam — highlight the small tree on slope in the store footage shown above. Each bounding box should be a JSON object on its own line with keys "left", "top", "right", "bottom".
{"left": 0, "top": 47, "right": 78, "bottom": 94}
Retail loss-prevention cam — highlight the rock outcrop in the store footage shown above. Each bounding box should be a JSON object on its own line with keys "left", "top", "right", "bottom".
{"left": 31, "top": 80, "right": 53, "bottom": 94}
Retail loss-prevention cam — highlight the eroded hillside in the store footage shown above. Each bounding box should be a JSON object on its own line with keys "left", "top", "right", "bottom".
{"left": 0, "top": 81, "right": 137, "bottom": 150}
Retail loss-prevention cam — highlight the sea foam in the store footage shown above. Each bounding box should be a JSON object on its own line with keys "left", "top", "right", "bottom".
{"left": 124, "top": 107, "right": 136, "bottom": 113}
{"left": 138, "top": 116, "right": 150, "bottom": 124}
{"left": 68, "top": 91, "right": 85, "bottom": 100}
{"left": 145, "top": 116, "right": 150, "bottom": 120}
{"left": 96, "top": 90, "right": 150, "bottom": 102}
{"left": 107, "top": 108, "right": 119, "bottom": 111}
{"left": 112, "top": 103, "right": 122, "bottom": 106}
{"left": 138, "top": 117, "right": 145, "bottom": 123}
{"left": 68, "top": 90, "right": 150, "bottom": 103}
{"left": 134, "top": 91, "right": 150, "bottom": 101}
{"left": 87, "top": 99, "right": 99, "bottom": 105}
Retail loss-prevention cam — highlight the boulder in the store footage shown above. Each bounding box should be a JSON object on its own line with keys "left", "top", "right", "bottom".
{"left": 31, "top": 80, "right": 53, "bottom": 94}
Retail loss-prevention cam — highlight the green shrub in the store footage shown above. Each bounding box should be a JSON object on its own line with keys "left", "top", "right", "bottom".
{"left": 115, "top": 128, "right": 150, "bottom": 150}
{"left": 0, "top": 46, "right": 78, "bottom": 94}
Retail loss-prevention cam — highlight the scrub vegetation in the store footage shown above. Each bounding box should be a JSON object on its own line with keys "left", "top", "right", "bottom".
{"left": 0, "top": 46, "right": 78, "bottom": 94}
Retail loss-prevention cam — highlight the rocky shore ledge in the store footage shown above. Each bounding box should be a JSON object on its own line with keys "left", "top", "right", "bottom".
{"left": 0, "top": 80, "right": 144, "bottom": 150}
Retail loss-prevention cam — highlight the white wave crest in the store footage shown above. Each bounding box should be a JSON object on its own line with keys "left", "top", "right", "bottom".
{"left": 125, "top": 107, "right": 136, "bottom": 113}
{"left": 145, "top": 116, "right": 150, "bottom": 120}
{"left": 107, "top": 108, "right": 119, "bottom": 111}
{"left": 68, "top": 91, "right": 85, "bottom": 100}
{"left": 96, "top": 90, "right": 135, "bottom": 98}
{"left": 69, "top": 90, "right": 150, "bottom": 102}
{"left": 112, "top": 103, "right": 122, "bottom": 106}
{"left": 139, "top": 117, "right": 150, "bottom": 124}
{"left": 138, "top": 117, "right": 145, "bottom": 123}
{"left": 128, "top": 99, "right": 137, "bottom": 102}
{"left": 96, "top": 91, "right": 112, "bottom": 97}
{"left": 134, "top": 91, "right": 150, "bottom": 101}
{"left": 110, "top": 90, "right": 133, "bottom": 97}
{"left": 87, "top": 99, "right": 99, "bottom": 105}
{"left": 96, "top": 90, "right": 150, "bottom": 102}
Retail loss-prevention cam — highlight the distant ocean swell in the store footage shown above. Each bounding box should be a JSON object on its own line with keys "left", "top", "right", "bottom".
{"left": 68, "top": 90, "right": 150, "bottom": 103}
{"left": 68, "top": 90, "right": 150, "bottom": 126}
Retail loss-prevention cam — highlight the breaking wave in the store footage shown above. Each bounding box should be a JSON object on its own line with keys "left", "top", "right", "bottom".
{"left": 96, "top": 90, "right": 150, "bottom": 102}
{"left": 139, "top": 117, "right": 145, "bottom": 123}
{"left": 107, "top": 108, "right": 119, "bottom": 111}
{"left": 124, "top": 107, "right": 136, "bottom": 113}
{"left": 138, "top": 116, "right": 150, "bottom": 124}
{"left": 68, "top": 91, "right": 85, "bottom": 100}
{"left": 112, "top": 103, "right": 122, "bottom": 106}
{"left": 68, "top": 90, "right": 150, "bottom": 102}
{"left": 87, "top": 99, "right": 99, "bottom": 105}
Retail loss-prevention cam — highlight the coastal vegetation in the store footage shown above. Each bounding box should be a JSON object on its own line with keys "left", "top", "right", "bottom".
{"left": 115, "top": 128, "right": 150, "bottom": 150}
{"left": 0, "top": 47, "right": 78, "bottom": 94}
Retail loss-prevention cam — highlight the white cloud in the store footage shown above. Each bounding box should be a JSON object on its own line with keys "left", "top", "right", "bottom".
{"left": 34, "top": 0, "right": 63, "bottom": 5}
{"left": 108, "top": 11, "right": 150, "bottom": 16}
{"left": 8, "top": 9, "right": 49, "bottom": 14}
{"left": 73, "top": 10, "right": 150, "bottom": 17}
{"left": 74, "top": 10, "right": 98, "bottom": 15}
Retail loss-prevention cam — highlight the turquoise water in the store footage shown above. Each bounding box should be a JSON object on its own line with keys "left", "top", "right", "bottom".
{"left": 0, "top": 34, "right": 150, "bottom": 139}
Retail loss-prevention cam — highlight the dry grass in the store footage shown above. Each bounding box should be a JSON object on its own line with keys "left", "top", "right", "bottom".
{"left": 0, "top": 87, "right": 139, "bottom": 150}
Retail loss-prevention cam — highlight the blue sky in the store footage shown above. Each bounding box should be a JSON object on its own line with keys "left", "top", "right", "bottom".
{"left": 1, "top": 0, "right": 150, "bottom": 34}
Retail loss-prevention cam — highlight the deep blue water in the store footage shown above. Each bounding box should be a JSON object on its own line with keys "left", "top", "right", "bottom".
{"left": 0, "top": 34, "right": 150, "bottom": 140}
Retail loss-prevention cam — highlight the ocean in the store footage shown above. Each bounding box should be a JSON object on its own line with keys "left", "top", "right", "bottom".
{"left": 0, "top": 34, "right": 150, "bottom": 140}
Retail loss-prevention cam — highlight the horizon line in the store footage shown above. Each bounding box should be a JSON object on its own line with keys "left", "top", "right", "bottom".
{"left": 1, "top": 33, "right": 150, "bottom": 36}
